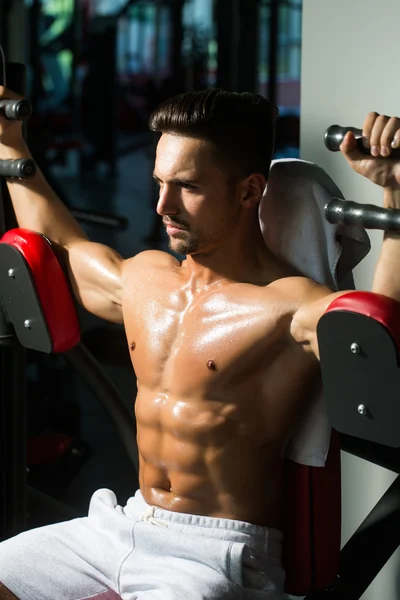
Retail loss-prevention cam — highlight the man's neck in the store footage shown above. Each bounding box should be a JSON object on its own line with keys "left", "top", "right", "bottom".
{"left": 182, "top": 211, "right": 281, "bottom": 289}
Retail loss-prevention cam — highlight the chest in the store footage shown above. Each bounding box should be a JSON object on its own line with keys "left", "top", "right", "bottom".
{"left": 122, "top": 280, "right": 291, "bottom": 392}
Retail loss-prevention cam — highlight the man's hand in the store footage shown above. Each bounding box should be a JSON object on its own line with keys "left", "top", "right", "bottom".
{"left": 340, "top": 112, "right": 400, "bottom": 191}
{"left": 0, "top": 86, "right": 25, "bottom": 150}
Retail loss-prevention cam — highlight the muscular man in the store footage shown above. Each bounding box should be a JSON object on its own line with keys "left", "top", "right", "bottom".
{"left": 0, "top": 88, "right": 399, "bottom": 600}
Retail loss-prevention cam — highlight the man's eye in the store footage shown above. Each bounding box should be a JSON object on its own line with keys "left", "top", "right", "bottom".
{"left": 181, "top": 183, "right": 196, "bottom": 190}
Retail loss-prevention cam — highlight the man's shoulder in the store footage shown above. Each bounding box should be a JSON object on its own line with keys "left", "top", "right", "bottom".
{"left": 267, "top": 276, "right": 334, "bottom": 307}
{"left": 123, "top": 249, "right": 181, "bottom": 274}
{"left": 269, "top": 275, "right": 328, "bottom": 294}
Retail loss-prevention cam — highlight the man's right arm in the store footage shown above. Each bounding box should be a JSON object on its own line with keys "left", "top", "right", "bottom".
{"left": 0, "top": 89, "right": 127, "bottom": 324}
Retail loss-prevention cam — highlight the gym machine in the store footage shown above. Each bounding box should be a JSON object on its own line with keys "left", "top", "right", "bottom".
{"left": 299, "top": 126, "right": 400, "bottom": 599}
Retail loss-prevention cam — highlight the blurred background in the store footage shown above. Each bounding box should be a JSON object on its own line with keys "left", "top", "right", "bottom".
{"left": 3, "top": 3, "right": 400, "bottom": 599}
{"left": 2, "top": 0, "right": 302, "bottom": 181}
{"left": 0, "top": 0, "right": 302, "bottom": 521}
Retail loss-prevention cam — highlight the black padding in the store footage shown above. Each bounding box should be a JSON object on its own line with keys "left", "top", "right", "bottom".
{"left": 0, "top": 244, "right": 52, "bottom": 352}
{"left": 318, "top": 311, "right": 400, "bottom": 447}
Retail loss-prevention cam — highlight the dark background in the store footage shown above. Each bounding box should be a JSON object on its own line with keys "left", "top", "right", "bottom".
{"left": 0, "top": 0, "right": 302, "bottom": 522}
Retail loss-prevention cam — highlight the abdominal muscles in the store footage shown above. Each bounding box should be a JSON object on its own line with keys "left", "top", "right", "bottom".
{"left": 124, "top": 279, "right": 317, "bottom": 526}
{"left": 135, "top": 387, "right": 284, "bottom": 526}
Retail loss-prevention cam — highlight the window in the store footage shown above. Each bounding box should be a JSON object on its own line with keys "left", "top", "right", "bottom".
{"left": 258, "top": 0, "right": 302, "bottom": 111}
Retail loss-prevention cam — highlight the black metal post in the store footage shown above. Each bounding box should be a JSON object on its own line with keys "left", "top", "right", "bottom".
{"left": 215, "top": 0, "right": 239, "bottom": 91}
{"left": 237, "top": 0, "right": 259, "bottom": 93}
{"left": 338, "top": 474, "right": 400, "bottom": 598}
{"left": 0, "top": 1, "right": 12, "bottom": 59}
{"left": 0, "top": 333, "right": 27, "bottom": 540}
{"left": 0, "top": 62, "right": 28, "bottom": 541}
{"left": 169, "top": 0, "right": 185, "bottom": 90}
{"left": 29, "top": 0, "right": 43, "bottom": 115}
{"left": 341, "top": 433, "right": 400, "bottom": 475}
{"left": 304, "top": 474, "right": 400, "bottom": 600}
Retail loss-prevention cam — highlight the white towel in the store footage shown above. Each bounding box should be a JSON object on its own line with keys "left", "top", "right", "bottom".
{"left": 259, "top": 158, "right": 370, "bottom": 466}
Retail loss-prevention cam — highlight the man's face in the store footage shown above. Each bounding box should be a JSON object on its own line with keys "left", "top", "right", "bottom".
{"left": 153, "top": 133, "right": 241, "bottom": 256}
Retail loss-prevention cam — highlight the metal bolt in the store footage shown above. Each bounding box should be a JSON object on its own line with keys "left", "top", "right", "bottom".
{"left": 8, "top": 268, "right": 15, "bottom": 278}
{"left": 358, "top": 404, "right": 368, "bottom": 416}
{"left": 24, "top": 319, "right": 31, "bottom": 329}
{"left": 350, "top": 343, "right": 361, "bottom": 354}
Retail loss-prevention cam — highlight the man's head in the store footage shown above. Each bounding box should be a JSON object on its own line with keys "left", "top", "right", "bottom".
{"left": 149, "top": 88, "right": 278, "bottom": 256}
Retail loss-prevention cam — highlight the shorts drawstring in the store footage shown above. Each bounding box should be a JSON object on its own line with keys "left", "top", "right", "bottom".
{"left": 141, "top": 506, "right": 169, "bottom": 528}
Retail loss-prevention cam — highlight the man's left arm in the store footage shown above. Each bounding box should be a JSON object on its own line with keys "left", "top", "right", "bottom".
{"left": 292, "top": 111, "right": 400, "bottom": 359}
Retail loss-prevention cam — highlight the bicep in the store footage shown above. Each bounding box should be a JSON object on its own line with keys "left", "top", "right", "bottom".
{"left": 60, "top": 240, "right": 127, "bottom": 324}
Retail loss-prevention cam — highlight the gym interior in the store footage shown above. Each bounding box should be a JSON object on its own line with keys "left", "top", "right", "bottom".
{"left": 0, "top": 1, "right": 399, "bottom": 599}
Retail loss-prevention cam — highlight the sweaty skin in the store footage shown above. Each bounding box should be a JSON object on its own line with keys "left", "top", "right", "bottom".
{"left": 1, "top": 94, "right": 400, "bottom": 539}
{"left": 123, "top": 252, "right": 319, "bottom": 529}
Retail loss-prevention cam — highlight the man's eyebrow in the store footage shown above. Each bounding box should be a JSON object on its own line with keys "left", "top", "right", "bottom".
{"left": 152, "top": 173, "right": 199, "bottom": 185}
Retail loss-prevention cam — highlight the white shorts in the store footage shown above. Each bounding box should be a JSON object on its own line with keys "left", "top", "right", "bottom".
{"left": 0, "top": 488, "right": 285, "bottom": 599}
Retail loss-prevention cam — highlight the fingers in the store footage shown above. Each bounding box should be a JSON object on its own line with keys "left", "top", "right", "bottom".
{"left": 362, "top": 112, "right": 400, "bottom": 157}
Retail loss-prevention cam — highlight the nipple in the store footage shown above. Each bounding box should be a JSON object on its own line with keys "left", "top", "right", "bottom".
{"left": 207, "top": 360, "right": 217, "bottom": 371}
{"left": 130, "top": 342, "right": 136, "bottom": 351}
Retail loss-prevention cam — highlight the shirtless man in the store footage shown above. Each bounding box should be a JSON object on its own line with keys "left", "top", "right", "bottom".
{"left": 0, "top": 87, "right": 399, "bottom": 600}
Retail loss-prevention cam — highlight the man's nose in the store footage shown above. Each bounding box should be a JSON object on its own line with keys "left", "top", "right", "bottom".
{"left": 156, "top": 185, "right": 179, "bottom": 216}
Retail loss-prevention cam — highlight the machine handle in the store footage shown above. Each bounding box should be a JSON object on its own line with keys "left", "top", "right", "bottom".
{"left": 325, "top": 197, "right": 400, "bottom": 230}
{"left": 0, "top": 158, "right": 36, "bottom": 179}
{"left": 0, "top": 98, "right": 32, "bottom": 121}
{"left": 324, "top": 124, "right": 400, "bottom": 157}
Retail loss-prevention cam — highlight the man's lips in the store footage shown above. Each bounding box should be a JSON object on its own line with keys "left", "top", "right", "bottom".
{"left": 164, "top": 221, "right": 187, "bottom": 232}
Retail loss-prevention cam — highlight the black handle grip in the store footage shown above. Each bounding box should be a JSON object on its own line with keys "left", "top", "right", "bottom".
{"left": 0, "top": 99, "right": 32, "bottom": 121}
{"left": 0, "top": 159, "right": 36, "bottom": 179}
{"left": 325, "top": 198, "right": 400, "bottom": 231}
{"left": 324, "top": 124, "right": 400, "bottom": 157}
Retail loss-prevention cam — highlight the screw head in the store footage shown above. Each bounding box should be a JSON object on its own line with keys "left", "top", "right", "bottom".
{"left": 23, "top": 319, "right": 31, "bottom": 329}
{"left": 358, "top": 404, "right": 368, "bottom": 416}
{"left": 350, "top": 343, "right": 361, "bottom": 354}
{"left": 71, "top": 447, "right": 84, "bottom": 457}
{"left": 8, "top": 268, "right": 15, "bottom": 278}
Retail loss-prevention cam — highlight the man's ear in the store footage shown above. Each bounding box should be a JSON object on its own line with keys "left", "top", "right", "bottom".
{"left": 239, "top": 173, "right": 267, "bottom": 208}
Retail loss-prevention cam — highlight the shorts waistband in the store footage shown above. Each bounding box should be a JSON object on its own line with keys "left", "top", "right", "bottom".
{"left": 125, "top": 489, "right": 283, "bottom": 563}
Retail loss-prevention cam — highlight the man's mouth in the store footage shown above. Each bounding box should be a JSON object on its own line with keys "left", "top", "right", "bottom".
{"left": 164, "top": 220, "right": 187, "bottom": 231}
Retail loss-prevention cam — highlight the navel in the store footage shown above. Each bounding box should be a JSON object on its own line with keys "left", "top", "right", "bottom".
{"left": 207, "top": 360, "right": 217, "bottom": 371}
{"left": 130, "top": 342, "right": 136, "bottom": 351}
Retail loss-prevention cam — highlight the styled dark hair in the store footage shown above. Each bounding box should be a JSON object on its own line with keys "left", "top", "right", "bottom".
{"left": 149, "top": 88, "right": 278, "bottom": 180}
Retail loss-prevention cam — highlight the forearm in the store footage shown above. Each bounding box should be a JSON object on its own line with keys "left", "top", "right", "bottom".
{"left": 0, "top": 141, "right": 88, "bottom": 245}
{"left": 372, "top": 188, "right": 400, "bottom": 300}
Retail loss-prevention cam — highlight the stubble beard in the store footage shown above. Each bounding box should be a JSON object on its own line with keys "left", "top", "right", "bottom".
{"left": 168, "top": 230, "right": 199, "bottom": 255}
{"left": 166, "top": 199, "right": 241, "bottom": 256}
